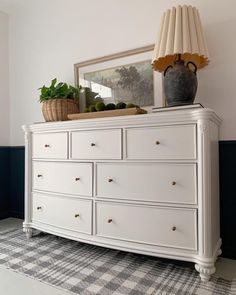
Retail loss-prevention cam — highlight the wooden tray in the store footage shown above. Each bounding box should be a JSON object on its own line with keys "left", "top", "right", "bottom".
{"left": 68, "top": 107, "right": 147, "bottom": 120}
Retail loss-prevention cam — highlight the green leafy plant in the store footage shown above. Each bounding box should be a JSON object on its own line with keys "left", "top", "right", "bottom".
{"left": 39, "top": 78, "right": 81, "bottom": 102}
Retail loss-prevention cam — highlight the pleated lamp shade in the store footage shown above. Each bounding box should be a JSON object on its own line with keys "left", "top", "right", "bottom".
{"left": 152, "top": 5, "right": 209, "bottom": 72}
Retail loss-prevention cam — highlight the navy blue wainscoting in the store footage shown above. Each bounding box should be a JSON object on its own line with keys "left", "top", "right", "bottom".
{"left": 219, "top": 141, "right": 236, "bottom": 259}
{"left": 0, "top": 146, "right": 24, "bottom": 220}
{"left": 0, "top": 147, "right": 10, "bottom": 219}
{"left": 9, "top": 147, "right": 25, "bottom": 219}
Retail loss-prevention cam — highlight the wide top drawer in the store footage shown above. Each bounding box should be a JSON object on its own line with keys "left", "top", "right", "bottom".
{"left": 125, "top": 124, "right": 196, "bottom": 160}
{"left": 32, "top": 132, "right": 68, "bottom": 159}
{"left": 70, "top": 129, "right": 122, "bottom": 160}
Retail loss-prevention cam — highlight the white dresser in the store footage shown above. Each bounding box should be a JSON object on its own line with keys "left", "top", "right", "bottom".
{"left": 22, "top": 108, "right": 222, "bottom": 282}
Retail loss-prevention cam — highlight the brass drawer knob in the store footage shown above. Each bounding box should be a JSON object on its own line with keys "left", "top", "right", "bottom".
{"left": 75, "top": 214, "right": 80, "bottom": 218}
{"left": 44, "top": 144, "right": 50, "bottom": 148}
{"left": 37, "top": 206, "right": 42, "bottom": 210}
{"left": 172, "top": 181, "right": 176, "bottom": 186}
{"left": 90, "top": 143, "right": 96, "bottom": 147}
{"left": 108, "top": 218, "right": 113, "bottom": 223}
{"left": 108, "top": 178, "right": 113, "bottom": 182}
{"left": 156, "top": 141, "right": 160, "bottom": 145}
{"left": 37, "top": 174, "right": 43, "bottom": 178}
{"left": 75, "top": 177, "right": 80, "bottom": 181}
{"left": 172, "top": 226, "right": 176, "bottom": 231}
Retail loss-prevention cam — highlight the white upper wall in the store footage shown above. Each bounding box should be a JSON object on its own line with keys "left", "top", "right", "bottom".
{"left": 0, "top": 11, "right": 9, "bottom": 145}
{"left": 0, "top": 0, "right": 235, "bottom": 144}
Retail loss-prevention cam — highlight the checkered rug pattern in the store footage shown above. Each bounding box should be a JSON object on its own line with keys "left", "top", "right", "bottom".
{"left": 0, "top": 229, "right": 235, "bottom": 295}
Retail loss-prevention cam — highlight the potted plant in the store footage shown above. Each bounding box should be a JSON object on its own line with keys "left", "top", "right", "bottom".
{"left": 39, "top": 78, "right": 81, "bottom": 122}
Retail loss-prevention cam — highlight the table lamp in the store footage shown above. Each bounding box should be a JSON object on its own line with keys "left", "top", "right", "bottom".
{"left": 152, "top": 5, "right": 209, "bottom": 106}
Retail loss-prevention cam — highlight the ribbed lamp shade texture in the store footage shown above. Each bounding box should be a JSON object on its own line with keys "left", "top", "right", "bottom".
{"left": 152, "top": 5, "right": 209, "bottom": 72}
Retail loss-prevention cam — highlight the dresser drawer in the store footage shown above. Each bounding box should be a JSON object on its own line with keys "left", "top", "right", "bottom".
{"left": 33, "top": 161, "right": 93, "bottom": 196}
{"left": 125, "top": 125, "right": 196, "bottom": 160}
{"left": 32, "top": 132, "right": 68, "bottom": 159}
{"left": 96, "top": 163, "right": 197, "bottom": 204}
{"left": 70, "top": 129, "right": 122, "bottom": 160}
{"left": 32, "top": 193, "right": 92, "bottom": 234}
{"left": 96, "top": 202, "right": 197, "bottom": 250}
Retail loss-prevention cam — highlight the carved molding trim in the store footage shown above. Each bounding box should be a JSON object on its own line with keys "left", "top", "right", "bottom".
{"left": 23, "top": 227, "right": 33, "bottom": 239}
{"left": 195, "top": 263, "right": 216, "bottom": 282}
{"left": 199, "top": 123, "right": 208, "bottom": 134}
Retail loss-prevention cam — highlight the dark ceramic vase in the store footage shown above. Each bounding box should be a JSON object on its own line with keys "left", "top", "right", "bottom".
{"left": 163, "top": 60, "right": 198, "bottom": 106}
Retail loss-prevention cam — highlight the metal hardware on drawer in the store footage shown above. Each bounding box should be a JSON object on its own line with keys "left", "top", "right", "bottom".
{"left": 172, "top": 181, "right": 176, "bottom": 186}
{"left": 37, "top": 174, "right": 43, "bottom": 178}
{"left": 108, "top": 219, "right": 113, "bottom": 223}
{"left": 44, "top": 144, "right": 50, "bottom": 148}
{"left": 172, "top": 226, "right": 176, "bottom": 231}
{"left": 155, "top": 141, "right": 160, "bottom": 145}
{"left": 74, "top": 214, "right": 80, "bottom": 218}
{"left": 108, "top": 179, "right": 113, "bottom": 182}
{"left": 90, "top": 143, "right": 96, "bottom": 146}
{"left": 75, "top": 177, "right": 80, "bottom": 181}
{"left": 37, "top": 206, "right": 42, "bottom": 210}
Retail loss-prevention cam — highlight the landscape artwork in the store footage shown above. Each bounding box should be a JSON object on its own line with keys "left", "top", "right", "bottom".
{"left": 82, "top": 60, "right": 154, "bottom": 107}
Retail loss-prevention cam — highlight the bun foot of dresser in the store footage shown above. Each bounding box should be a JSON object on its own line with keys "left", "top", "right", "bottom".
{"left": 195, "top": 263, "right": 216, "bottom": 282}
{"left": 23, "top": 227, "right": 33, "bottom": 239}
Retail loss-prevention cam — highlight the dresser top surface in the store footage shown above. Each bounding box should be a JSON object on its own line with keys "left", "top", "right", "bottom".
{"left": 22, "top": 108, "right": 221, "bottom": 133}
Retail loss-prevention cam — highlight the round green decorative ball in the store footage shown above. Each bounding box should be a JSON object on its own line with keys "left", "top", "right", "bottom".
{"left": 89, "top": 105, "right": 96, "bottom": 112}
{"left": 95, "top": 102, "right": 106, "bottom": 112}
{"left": 115, "top": 102, "right": 127, "bottom": 109}
{"left": 105, "top": 103, "right": 116, "bottom": 110}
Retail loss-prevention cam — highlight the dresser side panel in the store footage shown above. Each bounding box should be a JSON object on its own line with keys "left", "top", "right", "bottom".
{"left": 209, "top": 121, "right": 221, "bottom": 253}
{"left": 197, "top": 119, "right": 221, "bottom": 259}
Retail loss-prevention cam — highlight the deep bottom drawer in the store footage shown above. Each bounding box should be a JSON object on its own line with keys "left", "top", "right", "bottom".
{"left": 95, "top": 202, "right": 197, "bottom": 250}
{"left": 32, "top": 193, "right": 92, "bottom": 235}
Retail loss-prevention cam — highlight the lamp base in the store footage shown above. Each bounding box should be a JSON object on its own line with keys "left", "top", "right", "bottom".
{"left": 164, "top": 59, "right": 198, "bottom": 107}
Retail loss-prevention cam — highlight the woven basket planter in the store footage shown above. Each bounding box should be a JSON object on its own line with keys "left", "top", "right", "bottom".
{"left": 42, "top": 99, "right": 79, "bottom": 122}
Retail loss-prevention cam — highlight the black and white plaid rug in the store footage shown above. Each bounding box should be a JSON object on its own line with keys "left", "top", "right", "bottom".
{"left": 0, "top": 229, "right": 235, "bottom": 295}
